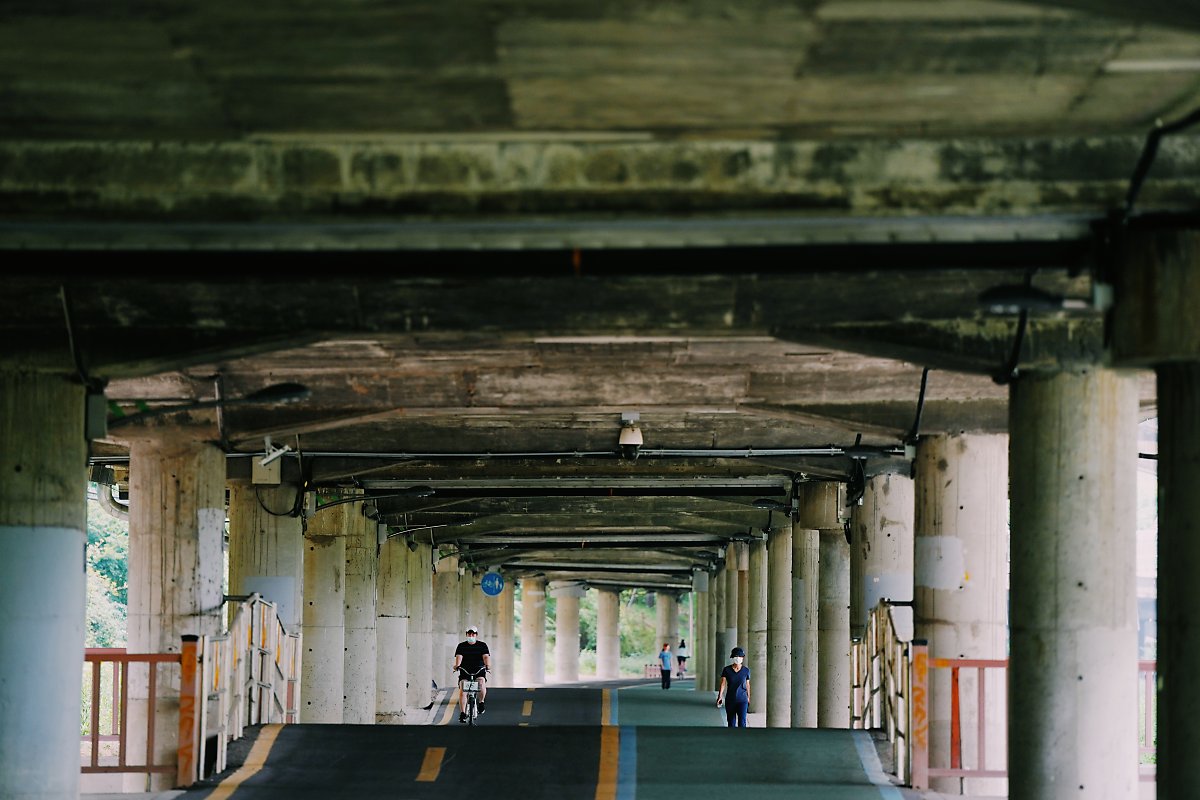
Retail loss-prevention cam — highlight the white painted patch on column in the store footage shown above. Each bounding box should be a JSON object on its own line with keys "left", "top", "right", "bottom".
{"left": 915, "top": 536, "right": 966, "bottom": 591}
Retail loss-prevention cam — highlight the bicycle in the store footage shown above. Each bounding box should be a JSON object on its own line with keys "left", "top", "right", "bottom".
{"left": 458, "top": 666, "right": 487, "bottom": 726}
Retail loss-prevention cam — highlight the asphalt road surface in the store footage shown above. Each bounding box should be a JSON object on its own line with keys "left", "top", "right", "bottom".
{"left": 183, "top": 680, "right": 913, "bottom": 800}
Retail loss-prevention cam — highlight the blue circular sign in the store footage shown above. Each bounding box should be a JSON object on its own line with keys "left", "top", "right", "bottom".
{"left": 480, "top": 572, "right": 505, "bottom": 597}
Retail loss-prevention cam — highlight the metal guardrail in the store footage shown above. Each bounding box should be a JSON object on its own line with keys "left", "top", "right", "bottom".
{"left": 853, "top": 600, "right": 1158, "bottom": 789}
{"left": 851, "top": 600, "right": 915, "bottom": 785}
{"left": 81, "top": 594, "right": 301, "bottom": 787}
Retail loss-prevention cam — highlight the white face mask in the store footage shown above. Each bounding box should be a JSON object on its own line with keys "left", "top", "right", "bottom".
{"left": 732, "top": 656, "right": 744, "bottom": 665}
{"left": 466, "top": 636, "right": 477, "bottom": 644}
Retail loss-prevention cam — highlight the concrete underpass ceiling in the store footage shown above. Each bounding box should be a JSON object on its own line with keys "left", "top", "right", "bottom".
{"left": 5, "top": 0, "right": 1184, "bottom": 588}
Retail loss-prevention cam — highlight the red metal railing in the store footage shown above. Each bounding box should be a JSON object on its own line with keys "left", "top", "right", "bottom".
{"left": 81, "top": 644, "right": 196, "bottom": 781}
{"left": 856, "top": 602, "right": 1158, "bottom": 789}
{"left": 909, "top": 653, "right": 1158, "bottom": 787}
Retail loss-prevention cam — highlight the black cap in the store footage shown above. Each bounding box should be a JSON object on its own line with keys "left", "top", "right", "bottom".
{"left": 730, "top": 646, "right": 745, "bottom": 658}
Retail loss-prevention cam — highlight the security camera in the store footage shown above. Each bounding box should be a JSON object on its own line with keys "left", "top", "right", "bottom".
{"left": 259, "top": 435, "right": 291, "bottom": 467}
{"left": 618, "top": 412, "right": 643, "bottom": 460}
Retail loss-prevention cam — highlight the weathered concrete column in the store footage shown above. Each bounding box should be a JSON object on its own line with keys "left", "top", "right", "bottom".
{"left": 405, "top": 542, "right": 433, "bottom": 713}
{"left": 596, "top": 587, "right": 621, "bottom": 680}
{"left": 553, "top": 584, "right": 583, "bottom": 682}
{"left": 798, "top": 482, "right": 850, "bottom": 729}
{"left": 792, "top": 520, "right": 820, "bottom": 728}
{"left": 725, "top": 563, "right": 739, "bottom": 654}
{"left": 376, "top": 532, "right": 409, "bottom": 724}
{"left": 1009, "top": 368, "right": 1138, "bottom": 799}
{"left": 1158, "top": 363, "right": 1200, "bottom": 798}
{"left": 302, "top": 502, "right": 347, "bottom": 723}
{"left": 747, "top": 539, "right": 768, "bottom": 714}
{"left": 1110, "top": 230, "right": 1200, "bottom": 798}
{"left": 343, "top": 503, "right": 377, "bottom": 724}
{"left": 228, "top": 484, "right": 304, "bottom": 632}
{"left": 737, "top": 547, "right": 750, "bottom": 661}
{"left": 766, "top": 527, "right": 793, "bottom": 727}
{"left": 712, "top": 565, "right": 728, "bottom": 679}
{"left": 655, "top": 591, "right": 679, "bottom": 652}
{"left": 914, "top": 434, "right": 1008, "bottom": 794}
{"left": 520, "top": 577, "right": 547, "bottom": 684}
{"left": 850, "top": 474, "right": 914, "bottom": 635}
{"left": 495, "top": 579, "right": 516, "bottom": 687}
{"left": 0, "top": 371, "right": 86, "bottom": 800}
{"left": 696, "top": 585, "right": 710, "bottom": 690}
{"left": 432, "top": 553, "right": 461, "bottom": 682}
{"left": 126, "top": 435, "right": 226, "bottom": 786}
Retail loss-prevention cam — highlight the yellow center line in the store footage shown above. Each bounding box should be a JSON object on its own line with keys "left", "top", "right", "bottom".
{"left": 595, "top": 725, "right": 619, "bottom": 800}
{"left": 522, "top": 699, "right": 534, "bottom": 716}
{"left": 416, "top": 746, "right": 447, "bottom": 782}
{"left": 600, "top": 688, "right": 611, "bottom": 726}
{"left": 437, "top": 687, "right": 461, "bottom": 725}
{"left": 206, "top": 723, "right": 283, "bottom": 800}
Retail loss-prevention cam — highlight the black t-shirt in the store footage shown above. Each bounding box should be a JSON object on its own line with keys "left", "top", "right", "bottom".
{"left": 455, "top": 640, "right": 490, "bottom": 674}
{"left": 721, "top": 665, "right": 751, "bottom": 704}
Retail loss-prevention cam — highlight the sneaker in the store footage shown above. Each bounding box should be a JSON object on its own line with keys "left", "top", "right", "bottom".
{"left": 478, "top": 701, "right": 486, "bottom": 714}
{"left": 459, "top": 712, "right": 467, "bottom": 724}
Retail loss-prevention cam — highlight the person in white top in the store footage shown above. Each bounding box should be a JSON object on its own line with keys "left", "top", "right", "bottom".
{"left": 675, "top": 638, "right": 689, "bottom": 678}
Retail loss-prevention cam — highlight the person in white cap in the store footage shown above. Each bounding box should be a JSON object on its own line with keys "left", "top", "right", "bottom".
{"left": 453, "top": 624, "right": 491, "bottom": 723}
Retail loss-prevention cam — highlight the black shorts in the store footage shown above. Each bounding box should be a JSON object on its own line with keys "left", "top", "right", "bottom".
{"left": 676, "top": 657, "right": 688, "bottom": 665}
{"left": 459, "top": 670, "right": 487, "bottom": 682}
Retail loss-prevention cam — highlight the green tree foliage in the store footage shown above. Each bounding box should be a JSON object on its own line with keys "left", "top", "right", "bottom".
{"left": 85, "top": 486, "right": 128, "bottom": 647}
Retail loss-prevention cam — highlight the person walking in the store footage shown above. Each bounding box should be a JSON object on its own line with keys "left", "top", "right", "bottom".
{"left": 716, "top": 646, "right": 751, "bottom": 728}
{"left": 675, "top": 639, "right": 689, "bottom": 678}
{"left": 658, "top": 643, "right": 674, "bottom": 689}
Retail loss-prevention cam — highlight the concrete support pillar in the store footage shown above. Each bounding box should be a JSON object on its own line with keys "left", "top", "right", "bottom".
{"left": 737, "top": 556, "right": 749, "bottom": 662}
{"left": 797, "top": 482, "right": 851, "bottom": 728}
{"left": 1159, "top": 363, "right": 1200, "bottom": 798}
{"left": 376, "top": 533, "right": 409, "bottom": 724}
{"left": 343, "top": 503, "right": 376, "bottom": 724}
{"left": 0, "top": 371, "right": 86, "bottom": 800}
{"left": 818, "top": 528, "right": 851, "bottom": 727}
{"left": 553, "top": 585, "right": 582, "bottom": 682}
{"left": 302, "top": 503, "right": 347, "bottom": 723}
{"left": 495, "top": 580, "right": 515, "bottom": 687}
{"left": 655, "top": 592, "right": 679, "bottom": 652}
{"left": 725, "top": 563, "right": 739, "bottom": 655}
{"left": 405, "top": 542, "right": 433, "bottom": 712}
{"left": 596, "top": 588, "right": 621, "bottom": 680}
{"left": 127, "top": 436, "right": 225, "bottom": 785}
{"left": 713, "top": 565, "right": 728, "bottom": 679}
{"left": 747, "top": 539, "right": 768, "bottom": 714}
{"left": 1108, "top": 230, "right": 1200, "bottom": 797}
{"left": 915, "top": 434, "right": 1009, "bottom": 793}
{"left": 228, "top": 484, "right": 304, "bottom": 632}
{"left": 850, "top": 474, "right": 914, "bottom": 635}
{"left": 694, "top": 585, "right": 709, "bottom": 691}
{"left": 432, "top": 553, "right": 461, "bottom": 682}
{"left": 792, "top": 521, "right": 820, "bottom": 728}
{"left": 1009, "top": 368, "right": 1139, "bottom": 799}
{"left": 520, "top": 577, "right": 547, "bottom": 685}
{"left": 766, "top": 527, "right": 793, "bottom": 728}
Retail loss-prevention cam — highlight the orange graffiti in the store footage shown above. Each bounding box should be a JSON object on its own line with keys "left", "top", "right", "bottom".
{"left": 912, "top": 650, "right": 929, "bottom": 751}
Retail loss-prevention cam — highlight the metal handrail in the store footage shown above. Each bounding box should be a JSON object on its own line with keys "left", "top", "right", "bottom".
{"left": 851, "top": 600, "right": 1160, "bottom": 789}
{"left": 82, "top": 593, "right": 302, "bottom": 787}
{"left": 851, "top": 600, "right": 914, "bottom": 785}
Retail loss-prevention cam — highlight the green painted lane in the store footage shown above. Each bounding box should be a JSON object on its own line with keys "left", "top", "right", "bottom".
{"left": 634, "top": 727, "right": 904, "bottom": 799}
{"left": 613, "top": 680, "right": 727, "bottom": 727}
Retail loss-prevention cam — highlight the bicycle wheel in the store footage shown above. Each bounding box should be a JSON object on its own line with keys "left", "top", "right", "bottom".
{"left": 467, "top": 695, "right": 476, "bottom": 726}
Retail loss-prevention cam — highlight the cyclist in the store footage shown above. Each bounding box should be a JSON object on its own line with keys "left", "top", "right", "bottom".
{"left": 453, "top": 624, "right": 491, "bottom": 723}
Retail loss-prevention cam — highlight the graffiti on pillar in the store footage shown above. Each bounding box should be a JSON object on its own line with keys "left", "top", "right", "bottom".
{"left": 912, "top": 649, "right": 929, "bottom": 751}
